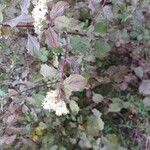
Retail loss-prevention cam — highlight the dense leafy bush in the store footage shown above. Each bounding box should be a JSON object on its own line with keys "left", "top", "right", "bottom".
{"left": 0, "top": 0, "right": 150, "bottom": 149}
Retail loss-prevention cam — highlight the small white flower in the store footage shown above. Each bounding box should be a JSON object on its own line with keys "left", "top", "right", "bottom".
{"left": 32, "top": 0, "right": 48, "bottom": 35}
{"left": 42, "top": 90, "right": 69, "bottom": 116}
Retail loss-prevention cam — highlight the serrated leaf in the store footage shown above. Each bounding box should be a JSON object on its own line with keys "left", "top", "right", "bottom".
{"left": 69, "top": 100, "right": 80, "bottom": 115}
{"left": 0, "top": 89, "right": 5, "bottom": 97}
{"left": 0, "top": 26, "right": 12, "bottom": 37}
{"left": 86, "top": 115, "right": 104, "bottom": 137}
{"left": 139, "top": 80, "right": 150, "bottom": 96}
{"left": 92, "top": 109, "right": 102, "bottom": 118}
{"left": 52, "top": 47, "right": 63, "bottom": 54}
{"left": 143, "top": 97, "right": 150, "bottom": 107}
{"left": 36, "top": 48, "right": 49, "bottom": 62}
{"left": 70, "top": 36, "right": 91, "bottom": 52}
{"left": 4, "top": 14, "right": 33, "bottom": 27}
{"left": 20, "top": 0, "right": 31, "bottom": 14}
{"left": 80, "top": 111, "right": 104, "bottom": 138}
{"left": 108, "top": 103, "right": 122, "bottom": 112}
{"left": 94, "top": 22, "right": 107, "bottom": 34}
{"left": 54, "top": 16, "right": 79, "bottom": 31}
{"left": 6, "top": 114, "right": 19, "bottom": 125}
{"left": 50, "top": 1, "right": 68, "bottom": 20}
{"left": 45, "top": 27, "right": 59, "bottom": 48}
{"left": 0, "top": 4, "right": 6, "bottom": 23}
{"left": 32, "top": 94, "right": 45, "bottom": 107}
{"left": 102, "top": 5, "right": 114, "bottom": 21}
{"left": 92, "top": 93, "right": 103, "bottom": 104}
{"left": 4, "top": 135, "right": 16, "bottom": 145}
{"left": 63, "top": 74, "right": 87, "bottom": 99}
{"left": 95, "top": 41, "right": 111, "bottom": 58}
{"left": 106, "top": 134, "right": 120, "bottom": 150}
{"left": 78, "top": 133, "right": 91, "bottom": 149}
{"left": 4, "top": 0, "right": 32, "bottom": 27}
{"left": 34, "top": 126, "right": 45, "bottom": 136}
{"left": 40, "top": 64, "right": 58, "bottom": 79}
{"left": 26, "top": 34, "right": 40, "bottom": 56}
{"left": 88, "top": 0, "right": 102, "bottom": 12}
{"left": 134, "top": 66, "right": 144, "bottom": 78}
{"left": 22, "top": 105, "right": 30, "bottom": 115}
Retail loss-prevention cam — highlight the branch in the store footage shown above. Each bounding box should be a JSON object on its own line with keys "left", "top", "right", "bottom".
{"left": 0, "top": 23, "right": 102, "bottom": 38}
{"left": 0, "top": 23, "right": 34, "bottom": 28}
{"left": 3, "top": 81, "right": 57, "bottom": 99}
{"left": 67, "top": 31, "right": 88, "bottom": 37}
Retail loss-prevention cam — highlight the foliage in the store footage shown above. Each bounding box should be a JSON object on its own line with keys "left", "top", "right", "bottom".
{"left": 0, "top": 0, "right": 150, "bottom": 149}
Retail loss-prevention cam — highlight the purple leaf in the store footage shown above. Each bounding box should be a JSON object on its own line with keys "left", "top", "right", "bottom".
{"left": 102, "top": 5, "right": 114, "bottom": 21}
{"left": 20, "top": 0, "right": 31, "bottom": 14}
{"left": 26, "top": 34, "right": 40, "bottom": 56}
{"left": 88, "top": 0, "right": 102, "bottom": 12}
{"left": 45, "top": 27, "right": 59, "bottom": 48}
{"left": 4, "top": 0, "right": 32, "bottom": 27}
{"left": 63, "top": 74, "right": 87, "bottom": 99}
{"left": 50, "top": 1, "right": 68, "bottom": 20}
{"left": 4, "top": 14, "right": 33, "bottom": 27}
{"left": 6, "top": 114, "right": 18, "bottom": 125}
{"left": 119, "top": 82, "right": 128, "bottom": 91}
{"left": 4, "top": 135, "right": 16, "bottom": 145}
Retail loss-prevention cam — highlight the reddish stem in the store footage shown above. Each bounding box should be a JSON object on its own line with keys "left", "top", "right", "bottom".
{"left": 0, "top": 23, "right": 101, "bottom": 38}
{"left": 0, "top": 23, "right": 34, "bottom": 28}
{"left": 56, "top": 32, "right": 68, "bottom": 98}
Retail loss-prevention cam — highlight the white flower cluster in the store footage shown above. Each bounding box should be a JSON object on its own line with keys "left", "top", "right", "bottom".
{"left": 42, "top": 90, "right": 69, "bottom": 116}
{"left": 32, "top": 0, "right": 48, "bottom": 35}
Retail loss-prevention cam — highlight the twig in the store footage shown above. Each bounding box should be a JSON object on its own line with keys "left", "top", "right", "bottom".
{"left": 102, "top": 0, "right": 107, "bottom": 7}
{"left": 0, "top": 23, "right": 34, "bottom": 28}
{"left": 0, "top": 23, "right": 102, "bottom": 38}
{"left": 3, "top": 81, "right": 57, "bottom": 99}
{"left": 67, "top": 31, "right": 87, "bottom": 37}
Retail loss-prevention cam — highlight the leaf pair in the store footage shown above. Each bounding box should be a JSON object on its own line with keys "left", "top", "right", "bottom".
{"left": 45, "top": 1, "right": 69, "bottom": 48}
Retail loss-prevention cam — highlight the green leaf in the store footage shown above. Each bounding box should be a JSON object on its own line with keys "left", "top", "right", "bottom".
{"left": 143, "top": 97, "right": 150, "bottom": 107}
{"left": 0, "top": 4, "right": 6, "bottom": 23}
{"left": 39, "top": 122, "right": 47, "bottom": 129}
{"left": 86, "top": 114, "right": 104, "bottom": 137}
{"left": 36, "top": 48, "right": 49, "bottom": 62}
{"left": 92, "top": 93, "right": 104, "bottom": 104}
{"left": 69, "top": 100, "right": 80, "bottom": 115}
{"left": 134, "top": 66, "right": 144, "bottom": 78}
{"left": 40, "top": 64, "right": 58, "bottom": 79}
{"left": 52, "top": 47, "right": 63, "bottom": 54}
{"left": 86, "top": 116, "right": 104, "bottom": 136}
{"left": 139, "top": 80, "right": 150, "bottom": 96}
{"left": 94, "top": 22, "right": 107, "bottom": 34}
{"left": 118, "top": 13, "right": 131, "bottom": 22}
{"left": 106, "top": 134, "right": 120, "bottom": 150}
{"left": 78, "top": 132, "right": 91, "bottom": 149}
{"left": 58, "top": 146, "right": 67, "bottom": 150}
{"left": 108, "top": 103, "right": 122, "bottom": 112}
{"left": 95, "top": 41, "right": 111, "bottom": 58}
{"left": 22, "top": 104, "right": 30, "bottom": 115}
{"left": 54, "top": 16, "right": 79, "bottom": 31}
{"left": 26, "top": 34, "right": 40, "bottom": 56}
{"left": 32, "top": 94, "right": 45, "bottom": 107}
{"left": 70, "top": 36, "right": 91, "bottom": 52}
{"left": 0, "top": 89, "right": 5, "bottom": 97}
